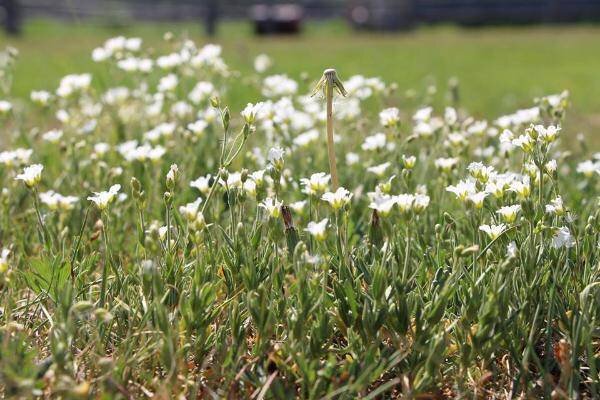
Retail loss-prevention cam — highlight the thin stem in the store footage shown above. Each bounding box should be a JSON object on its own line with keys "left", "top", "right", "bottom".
{"left": 402, "top": 224, "right": 411, "bottom": 282}
{"left": 166, "top": 203, "right": 172, "bottom": 254}
{"left": 326, "top": 84, "right": 339, "bottom": 190}
{"left": 315, "top": 68, "right": 346, "bottom": 190}
{"left": 32, "top": 188, "right": 50, "bottom": 253}
{"left": 99, "top": 214, "right": 110, "bottom": 308}
{"left": 70, "top": 205, "right": 91, "bottom": 282}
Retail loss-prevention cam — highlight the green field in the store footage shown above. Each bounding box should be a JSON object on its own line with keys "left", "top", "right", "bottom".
{"left": 2, "top": 19, "right": 600, "bottom": 140}
{"left": 1, "top": 19, "right": 599, "bottom": 398}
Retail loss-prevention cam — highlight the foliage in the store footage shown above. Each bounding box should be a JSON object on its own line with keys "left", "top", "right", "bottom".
{"left": 0, "top": 33, "right": 599, "bottom": 398}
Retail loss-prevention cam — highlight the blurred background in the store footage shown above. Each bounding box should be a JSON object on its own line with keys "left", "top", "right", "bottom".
{"left": 1, "top": 0, "right": 600, "bottom": 140}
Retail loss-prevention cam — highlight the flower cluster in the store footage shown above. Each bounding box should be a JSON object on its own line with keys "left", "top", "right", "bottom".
{"left": 0, "top": 33, "right": 597, "bottom": 399}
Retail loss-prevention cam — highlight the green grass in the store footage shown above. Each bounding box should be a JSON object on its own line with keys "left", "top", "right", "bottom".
{"left": 3, "top": 19, "right": 600, "bottom": 138}
{"left": 0, "top": 19, "right": 599, "bottom": 399}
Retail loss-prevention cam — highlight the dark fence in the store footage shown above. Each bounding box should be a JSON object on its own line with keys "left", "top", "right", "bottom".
{"left": 17, "top": 0, "right": 345, "bottom": 20}
{"left": 4, "top": 0, "right": 600, "bottom": 34}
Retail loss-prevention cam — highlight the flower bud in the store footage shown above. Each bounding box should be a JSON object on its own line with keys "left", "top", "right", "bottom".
{"left": 163, "top": 191, "right": 173, "bottom": 206}
{"left": 222, "top": 107, "right": 230, "bottom": 131}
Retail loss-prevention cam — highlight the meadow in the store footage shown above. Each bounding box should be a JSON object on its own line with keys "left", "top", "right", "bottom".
{"left": 4, "top": 19, "right": 600, "bottom": 140}
{"left": 0, "top": 19, "right": 599, "bottom": 398}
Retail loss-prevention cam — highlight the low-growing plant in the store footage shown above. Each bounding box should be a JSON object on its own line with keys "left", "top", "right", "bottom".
{"left": 0, "top": 34, "right": 598, "bottom": 399}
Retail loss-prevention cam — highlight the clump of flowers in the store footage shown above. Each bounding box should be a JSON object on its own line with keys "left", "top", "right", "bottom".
{"left": 0, "top": 34, "right": 597, "bottom": 400}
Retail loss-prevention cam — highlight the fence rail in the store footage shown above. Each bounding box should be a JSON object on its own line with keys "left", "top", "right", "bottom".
{"left": 4, "top": 0, "right": 600, "bottom": 34}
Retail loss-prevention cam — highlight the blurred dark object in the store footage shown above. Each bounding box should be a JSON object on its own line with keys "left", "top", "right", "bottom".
{"left": 1, "top": 0, "right": 21, "bottom": 35}
{"left": 205, "top": 0, "right": 218, "bottom": 36}
{"left": 349, "top": 0, "right": 600, "bottom": 31}
{"left": 349, "top": 0, "right": 415, "bottom": 31}
{"left": 11, "top": 0, "right": 600, "bottom": 30}
{"left": 251, "top": 3, "right": 303, "bottom": 35}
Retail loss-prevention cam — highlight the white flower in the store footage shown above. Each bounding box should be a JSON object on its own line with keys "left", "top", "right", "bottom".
{"left": 551, "top": 227, "right": 575, "bottom": 249}
{"left": 300, "top": 172, "right": 330, "bottom": 195}
{"left": 576, "top": 160, "right": 600, "bottom": 177}
{"left": 545, "top": 196, "right": 565, "bottom": 216}
{"left": 171, "top": 101, "right": 192, "bottom": 118}
{"left": 485, "top": 174, "right": 514, "bottom": 199}
{"left": 413, "top": 194, "right": 430, "bottom": 213}
{"left": 368, "top": 190, "right": 397, "bottom": 216}
{"left": 321, "top": 187, "right": 353, "bottom": 210}
{"left": 435, "top": 157, "right": 459, "bottom": 173}
{"left": 250, "top": 170, "right": 266, "bottom": 186}
{"left": 262, "top": 74, "right": 298, "bottom": 98}
{"left": 446, "top": 132, "right": 467, "bottom": 148}
{"left": 534, "top": 124, "right": 560, "bottom": 143}
{"left": 361, "top": 133, "right": 387, "bottom": 151}
{"left": 395, "top": 194, "right": 415, "bottom": 214}
{"left": 467, "top": 120, "right": 488, "bottom": 136}
{"left": 190, "top": 175, "right": 212, "bottom": 195}
{"left": 0, "top": 148, "right": 33, "bottom": 166}
{"left": 259, "top": 197, "right": 282, "bottom": 218}
{"left": 254, "top": 54, "right": 272, "bottom": 73}
{"left": 92, "top": 47, "right": 109, "bottom": 62}
{"left": 158, "top": 74, "right": 178, "bottom": 92}
{"left": 56, "top": 74, "right": 92, "bottom": 97}
{"left": 336, "top": 98, "right": 361, "bottom": 120}
{"left": 289, "top": 200, "right": 307, "bottom": 214}
{"left": 188, "top": 81, "right": 215, "bottom": 104}
{"left": 293, "top": 129, "right": 320, "bottom": 148}
{"left": 413, "top": 106, "right": 433, "bottom": 122}
{"left": 31, "top": 90, "right": 51, "bottom": 106}
{"left": 87, "top": 184, "right": 121, "bottom": 210}
{"left": 545, "top": 159, "right": 557, "bottom": 174}
{"left": 222, "top": 172, "right": 242, "bottom": 189}
{"left": 243, "top": 179, "right": 257, "bottom": 197}
{"left": 305, "top": 218, "right": 328, "bottom": 241}
{"left": 125, "top": 37, "right": 142, "bottom": 51}
{"left": 166, "top": 164, "right": 179, "bottom": 188}
{"left": 188, "top": 119, "right": 208, "bottom": 136}
{"left": 512, "top": 134, "right": 535, "bottom": 153}
{"left": 507, "top": 241, "right": 518, "bottom": 258}
{"left": 15, "top": 164, "right": 43, "bottom": 187}
{"left": 157, "top": 52, "right": 183, "bottom": 69}
{"left": 346, "top": 152, "right": 360, "bottom": 166}
{"left": 144, "top": 122, "right": 176, "bottom": 142}
{"left": 158, "top": 226, "right": 168, "bottom": 241}
{"left": 479, "top": 224, "right": 507, "bottom": 240}
{"left": 0, "top": 248, "right": 9, "bottom": 272}
{"left": 467, "top": 191, "right": 488, "bottom": 209}
{"left": 496, "top": 205, "right": 521, "bottom": 223}
{"left": 42, "top": 129, "right": 63, "bottom": 143}
{"left": 509, "top": 177, "right": 531, "bottom": 200}
{"left": 414, "top": 121, "right": 435, "bottom": 137}
{"left": 191, "top": 44, "right": 223, "bottom": 68}
{"left": 39, "top": 191, "right": 79, "bottom": 211}
{"left": 367, "top": 162, "right": 391, "bottom": 177}
{"left": 467, "top": 162, "right": 495, "bottom": 183}
{"left": 495, "top": 107, "right": 539, "bottom": 128}
{"left": 446, "top": 179, "right": 476, "bottom": 201}
{"left": 267, "top": 147, "right": 285, "bottom": 168}
{"left": 402, "top": 155, "right": 417, "bottom": 169}
{"left": 379, "top": 107, "right": 400, "bottom": 127}
{"left": 179, "top": 198, "right": 203, "bottom": 221}
{"left": 241, "top": 102, "right": 264, "bottom": 124}
{"left": 445, "top": 107, "right": 458, "bottom": 125}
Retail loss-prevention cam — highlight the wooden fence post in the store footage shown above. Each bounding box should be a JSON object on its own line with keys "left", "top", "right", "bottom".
{"left": 205, "top": 0, "right": 218, "bottom": 36}
{"left": 3, "top": 0, "right": 21, "bottom": 35}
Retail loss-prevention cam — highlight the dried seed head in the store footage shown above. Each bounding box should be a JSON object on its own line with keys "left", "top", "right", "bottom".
{"left": 313, "top": 68, "right": 347, "bottom": 98}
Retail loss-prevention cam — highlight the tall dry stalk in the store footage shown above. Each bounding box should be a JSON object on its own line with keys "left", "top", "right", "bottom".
{"left": 314, "top": 68, "right": 347, "bottom": 190}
